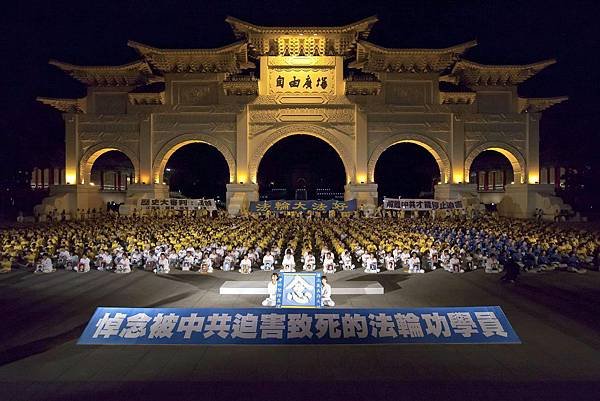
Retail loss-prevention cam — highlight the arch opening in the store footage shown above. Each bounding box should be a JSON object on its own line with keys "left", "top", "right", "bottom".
{"left": 367, "top": 136, "right": 451, "bottom": 184}
{"left": 374, "top": 142, "right": 440, "bottom": 202}
{"left": 81, "top": 146, "right": 138, "bottom": 187}
{"left": 469, "top": 150, "right": 515, "bottom": 192}
{"left": 162, "top": 142, "right": 230, "bottom": 201}
{"left": 465, "top": 144, "right": 525, "bottom": 186}
{"left": 256, "top": 135, "right": 346, "bottom": 200}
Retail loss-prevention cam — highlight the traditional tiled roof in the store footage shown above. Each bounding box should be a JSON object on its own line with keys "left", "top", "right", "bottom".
{"left": 127, "top": 40, "right": 254, "bottom": 73}
{"left": 451, "top": 59, "right": 556, "bottom": 86}
{"left": 48, "top": 60, "right": 152, "bottom": 86}
{"left": 350, "top": 40, "right": 477, "bottom": 73}
{"left": 518, "top": 96, "right": 568, "bottom": 113}
{"left": 36, "top": 97, "right": 86, "bottom": 113}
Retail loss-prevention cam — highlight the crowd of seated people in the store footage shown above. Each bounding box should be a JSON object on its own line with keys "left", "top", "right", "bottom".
{"left": 1, "top": 212, "right": 599, "bottom": 277}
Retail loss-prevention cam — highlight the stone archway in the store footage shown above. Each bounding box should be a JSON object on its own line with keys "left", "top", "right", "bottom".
{"left": 79, "top": 142, "right": 140, "bottom": 185}
{"left": 465, "top": 142, "right": 526, "bottom": 184}
{"left": 248, "top": 125, "right": 354, "bottom": 184}
{"left": 153, "top": 133, "right": 236, "bottom": 184}
{"left": 367, "top": 134, "right": 451, "bottom": 184}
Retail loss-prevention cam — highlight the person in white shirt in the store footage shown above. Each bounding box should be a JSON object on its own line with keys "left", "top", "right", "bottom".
{"left": 35, "top": 254, "right": 55, "bottom": 274}
{"left": 360, "top": 252, "right": 370, "bottom": 269}
{"left": 57, "top": 249, "right": 70, "bottom": 269}
{"left": 400, "top": 249, "right": 411, "bottom": 268}
{"left": 384, "top": 253, "right": 396, "bottom": 271}
{"left": 181, "top": 251, "right": 195, "bottom": 271}
{"left": 261, "top": 251, "right": 275, "bottom": 271}
{"left": 222, "top": 252, "right": 234, "bottom": 271}
{"left": 262, "top": 273, "right": 279, "bottom": 306}
{"left": 340, "top": 250, "right": 354, "bottom": 270}
{"left": 77, "top": 254, "right": 91, "bottom": 273}
{"left": 240, "top": 255, "right": 252, "bottom": 274}
{"left": 321, "top": 276, "right": 335, "bottom": 307}
{"left": 168, "top": 250, "right": 179, "bottom": 270}
{"left": 364, "top": 253, "right": 380, "bottom": 273}
{"left": 130, "top": 249, "right": 143, "bottom": 269}
{"left": 485, "top": 254, "right": 502, "bottom": 273}
{"left": 303, "top": 251, "right": 316, "bottom": 271}
{"left": 155, "top": 253, "right": 170, "bottom": 274}
{"left": 115, "top": 253, "right": 131, "bottom": 274}
{"left": 408, "top": 253, "right": 424, "bottom": 273}
{"left": 200, "top": 253, "right": 213, "bottom": 273}
{"left": 440, "top": 250, "right": 451, "bottom": 271}
{"left": 449, "top": 254, "right": 463, "bottom": 273}
{"left": 281, "top": 250, "right": 296, "bottom": 272}
{"left": 144, "top": 251, "right": 158, "bottom": 272}
{"left": 322, "top": 252, "right": 336, "bottom": 274}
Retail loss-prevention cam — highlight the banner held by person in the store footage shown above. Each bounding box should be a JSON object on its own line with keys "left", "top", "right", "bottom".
{"left": 383, "top": 198, "right": 464, "bottom": 211}
{"left": 139, "top": 198, "right": 217, "bottom": 211}
{"left": 249, "top": 199, "right": 357, "bottom": 213}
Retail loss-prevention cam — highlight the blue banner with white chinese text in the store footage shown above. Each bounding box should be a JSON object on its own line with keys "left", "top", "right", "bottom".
{"left": 78, "top": 306, "right": 520, "bottom": 345}
{"left": 249, "top": 199, "right": 357, "bottom": 213}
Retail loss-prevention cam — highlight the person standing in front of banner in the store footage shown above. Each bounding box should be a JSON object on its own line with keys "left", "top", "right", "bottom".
{"left": 321, "top": 276, "right": 335, "bottom": 307}
{"left": 262, "top": 272, "right": 279, "bottom": 306}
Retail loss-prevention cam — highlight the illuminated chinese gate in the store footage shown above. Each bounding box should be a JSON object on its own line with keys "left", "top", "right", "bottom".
{"left": 37, "top": 16, "right": 569, "bottom": 218}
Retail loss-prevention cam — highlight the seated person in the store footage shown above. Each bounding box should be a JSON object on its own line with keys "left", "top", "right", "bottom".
{"left": 115, "top": 253, "right": 132, "bottom": 274}
{"left": 154, "top": 253, "right": 170, "bottom": 274}
{"left": 200, "top": 253, "right": 213, "bottom": 273}
{"left": 262, "top": 273, "right": 279, "bottom": 306}
{"left": 485, "top": 254, "right": 503, "bottom": 273}
{"left": 281, "top": 250, "right": 296, "bottom": 272}
{"left": 261, "top": 251, "right": 275, "bottom": 271}
{"left": 322, "top": 252, "right": 336, "bottom": 274}
{"left": 222, "top": 252, "right": 235, "bottom": 271}
{"left": 340, "top": 250, "right": 355, "bottom": 270}
{"left": 240, "top": 255, "right": 252, "bottom": 274}
{"left": 321, "top": 276, "right": 335, "bottom": 307}
{"left": 364, "top": 253, "right": 380, "bottom": 274}
{"left": 34, "top": 253, "right": 55, "bottom": 274}
{"left": 384, "top": 252, "right": 396, "bottom": 271}
{"left": 77, "top": 254, "right": 91, "bottom": 273}
{"left": 408, "top": 253, "right": 424, "bottom": 273}
{"left": 181, "top": 251, "right": 195, "bottom": 271}
{"left": 303, "top": 251, "right": 316, "bottom": 271}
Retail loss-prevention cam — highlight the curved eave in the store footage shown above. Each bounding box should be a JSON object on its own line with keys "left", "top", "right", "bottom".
{"left": 357, "top": 39, "right": 477, "bottom": 55}
{"left": 452, "top": 58, "right": 557, "bottom": 85}
{"left": 49, "top": 59, "right": 152, "bottom": 74}
{"left": 127, "top": 40, "right": 249, "bottom": 56}
{"left": 225, "top": 15, "right": 378, "bottom": 38}
{"left": 518, "top": 96, "right": 568, "bottom": 113}
{"left": 36, "top": 97, "right": 86, "bottom": 113}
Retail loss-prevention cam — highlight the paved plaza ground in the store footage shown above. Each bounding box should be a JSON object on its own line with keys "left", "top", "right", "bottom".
{"left": 1, "top": 267, "right": 599, "bottom": 401}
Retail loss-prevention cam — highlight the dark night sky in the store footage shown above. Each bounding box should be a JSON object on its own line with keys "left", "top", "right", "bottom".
{"left": 2, "top": 0, "right": 599, "bottom": 198}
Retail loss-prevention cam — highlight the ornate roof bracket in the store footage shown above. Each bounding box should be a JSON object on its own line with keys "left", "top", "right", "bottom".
{"left": 36, "top": 97, "right": 87, "bottom": 113}
{"left": 48, "top": 59, "right": 153, "bottom": 86}
{"left": 439, "top": 91, "right": 476, "bottom": 105}
{"left": 128, "top": 40, "right": 254, "bottom": 73}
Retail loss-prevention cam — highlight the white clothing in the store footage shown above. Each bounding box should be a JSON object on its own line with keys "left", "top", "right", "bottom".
{"left": 78, "top": 257, "right": 91, "bottom": 273}
{"left": 323, "top": 256, "right": 336, "bottom": 274}
{"left": 282, "top": 254, "right": 296, "bottom": 272}
{"left": 321, "top": 283, "right": 335, "bottom": 307}
{"left": 240, "top": 258, "right": 252, "bottom": 274}
{"left": 303, "top": 255, "right": 316, "bottom": 271}
{"left": 261, "top": 255, "right": 275, "bottom": 270}
{"left": 115, "top": 258, "right": 131, "bottom": 274}
{"left": 262, "top": 281, "right": 278, "bottom": 306}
